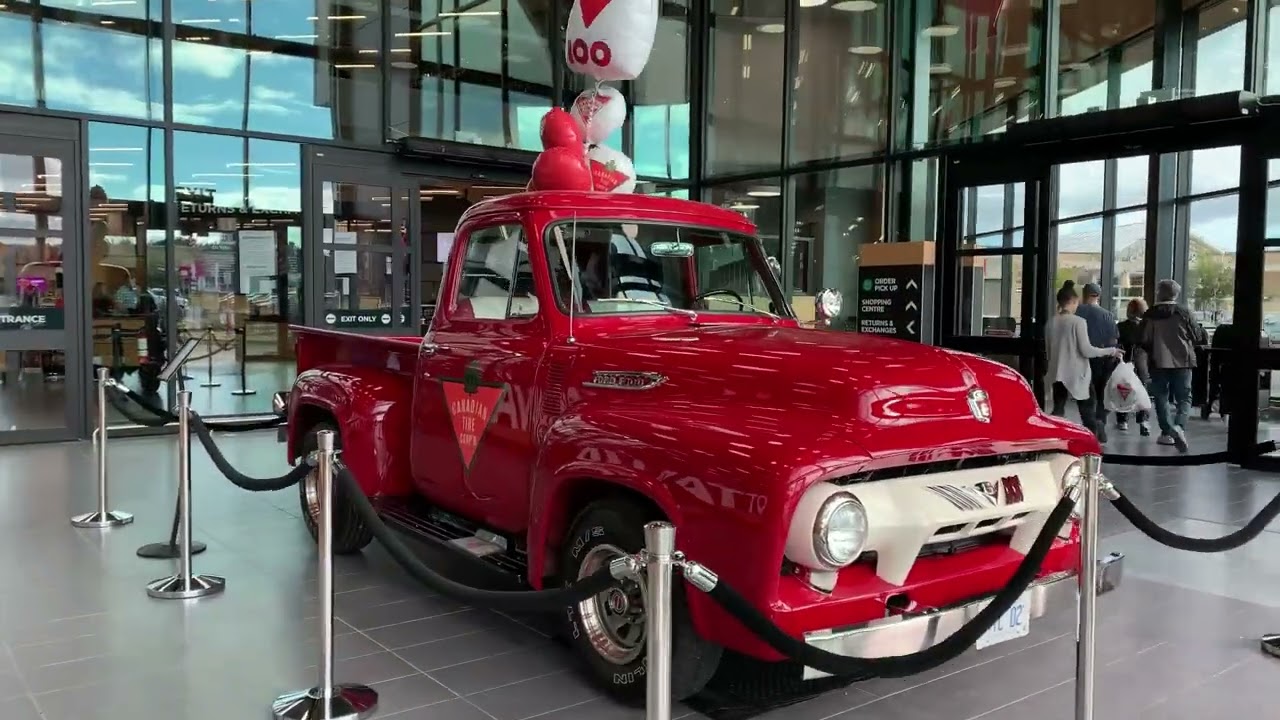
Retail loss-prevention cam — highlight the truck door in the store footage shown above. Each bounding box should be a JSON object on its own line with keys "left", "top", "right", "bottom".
{"left": 411, "top": 214, "right": 548, "bottom": 532}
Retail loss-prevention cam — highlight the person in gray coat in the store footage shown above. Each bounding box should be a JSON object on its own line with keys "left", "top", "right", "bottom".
{"left": 1141, "top": 279, "right": 1207, "bottom": 454}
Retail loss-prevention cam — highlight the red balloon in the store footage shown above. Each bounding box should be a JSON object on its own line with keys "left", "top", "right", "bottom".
{"left": 540, "top": 108, "right": 583, "bottom": 151}
{"left": 531, "top": 146, "right": 593, "bottom": 192}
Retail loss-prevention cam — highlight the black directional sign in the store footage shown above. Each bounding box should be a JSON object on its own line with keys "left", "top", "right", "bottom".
{"left": 857, "top": 265, "right": 932, "bottom": 342}
{"left": 323, "top": 309, "right": 410, "bottom": 329}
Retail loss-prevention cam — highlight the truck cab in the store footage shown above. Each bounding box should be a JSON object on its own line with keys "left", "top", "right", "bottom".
{"left": 278, "top": 190, "right": 1120, "bottom": 704}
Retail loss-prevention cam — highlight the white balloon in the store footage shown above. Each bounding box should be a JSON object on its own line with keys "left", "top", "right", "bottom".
{"left": 571, "top": 85, "right": 627, "bottom": 145}
{"left": 587, "top": 144, "right": 636, "bottom": 194}
{"left": 564, "top": 0, "right": 659, "bottom": 82}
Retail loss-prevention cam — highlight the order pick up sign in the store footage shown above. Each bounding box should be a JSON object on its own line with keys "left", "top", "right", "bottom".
{"left": 564, "top": 0, "right": 659, "bottom": 82}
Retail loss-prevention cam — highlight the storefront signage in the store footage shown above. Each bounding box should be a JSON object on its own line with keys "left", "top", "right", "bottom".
{"left": 0, "top": 307, "right": 65, "bottom": 330}
{"left": 857, "top": 265, "right": 932, "bottom": 342}
{"left": 323, "top": 310, "right": 411, "bottom": 329}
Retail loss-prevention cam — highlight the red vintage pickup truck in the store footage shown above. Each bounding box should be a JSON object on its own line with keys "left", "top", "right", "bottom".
{"left": 277, "top": 190, "right": 1121, "bottom": 702}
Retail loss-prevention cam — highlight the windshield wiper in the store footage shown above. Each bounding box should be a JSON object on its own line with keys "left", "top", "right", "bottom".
{"left": 703, "top": 298, "right": 781, "bottom": 319}
{"left": 593, "top": 298, "right": 699, "bottom": 322}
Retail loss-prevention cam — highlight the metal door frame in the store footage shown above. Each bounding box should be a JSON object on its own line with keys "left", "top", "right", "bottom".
{"left": 936, "top": 155, "right": 1053, "bottom": 387}
{"left": 302, "top": 148, "right": 416, "bottom": 335}
{"left": 0, "top": 112, "right": 87, "bottom": 444}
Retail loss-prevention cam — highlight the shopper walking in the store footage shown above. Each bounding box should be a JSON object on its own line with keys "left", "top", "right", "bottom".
{"left": 1075, "top": 282, "right": 1120, "bottom": 431}
{"left": 1046, "top": 281, "right": 1124, "bottom": 441}
{"left": 1115, "top": 298, "right": 1151, "bottom": 435}
{"left": 1141, "top": 279, "right": 1206, "bottom": 454}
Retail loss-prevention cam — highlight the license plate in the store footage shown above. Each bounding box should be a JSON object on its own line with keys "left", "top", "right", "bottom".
{"left": 975, "top": 591, "right": 1031, "bottom": 650}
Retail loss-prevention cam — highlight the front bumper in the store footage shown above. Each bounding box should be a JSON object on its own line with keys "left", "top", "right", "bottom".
{"left": 801, "top": 552, "right": 1125, "bottom": 679}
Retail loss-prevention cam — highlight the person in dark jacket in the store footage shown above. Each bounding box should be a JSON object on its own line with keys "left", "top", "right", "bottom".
{"left": 1114, "top": 298, "right": 1150, "bottom": 435}
{"left": 1141, "top": 279, "right": 1207, "bottom": 454}
{"left": 1075, "top": 283, "right": 1119, "bottom": 433}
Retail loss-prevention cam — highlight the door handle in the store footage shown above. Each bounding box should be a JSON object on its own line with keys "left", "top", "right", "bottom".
{"left": 423, "top": 342, "right": 451, "bottom": 355}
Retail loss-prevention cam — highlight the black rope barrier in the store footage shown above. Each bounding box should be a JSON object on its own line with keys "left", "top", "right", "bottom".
{"left": 199, "top": 416, "right": 285, "bottom": 432}
{"left": 1103, "top": 441, "right": 1277, "bottom": 466}
{"left": 104, "top": 386, "right": 173, "bottom": 428}
{"left": 1109, "top": 489, "right": 1280, "bottom": 552}
{"left": 696, "top": 495, "right": 1076, "bottom": 679}
{"left": 189, "top": 415, "right": 312, "bottom": 492}
{"left": 335, "top": 464, "right": 621, "bottom": 612}
{"left": 117, "top": 385, "right": 179, "bottom": 423}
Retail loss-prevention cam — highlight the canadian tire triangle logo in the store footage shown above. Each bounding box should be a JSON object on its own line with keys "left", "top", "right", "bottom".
{"left": 443, "top": 381, "right": 504, "bottom": 469}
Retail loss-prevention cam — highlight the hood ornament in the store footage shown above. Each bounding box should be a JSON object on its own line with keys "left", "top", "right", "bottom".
{"left": 967, "top": 387, "right": 991, "bottom": 423}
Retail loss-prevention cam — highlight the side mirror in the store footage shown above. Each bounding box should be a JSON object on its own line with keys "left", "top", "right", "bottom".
{"left": 766, "top": 256, "right": 782, "bottom": 280}
{"left": 271, "top": 391, "right": 289, "bottom": 417}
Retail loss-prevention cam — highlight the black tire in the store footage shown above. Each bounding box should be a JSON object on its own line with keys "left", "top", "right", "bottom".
{"left": 299, "top": 421, "right": 373, "bottom": 554}
{"left": 559, "top": 500, "right": 721, "bottom": 705}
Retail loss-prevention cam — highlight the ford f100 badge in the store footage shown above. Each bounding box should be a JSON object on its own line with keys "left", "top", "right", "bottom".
{"left": 584, "top": 371, "right": 667, "bottom": 391}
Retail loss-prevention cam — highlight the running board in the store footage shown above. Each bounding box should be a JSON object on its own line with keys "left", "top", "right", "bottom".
{"left": 376, "top": 498, "right": 528, "bottom": 579}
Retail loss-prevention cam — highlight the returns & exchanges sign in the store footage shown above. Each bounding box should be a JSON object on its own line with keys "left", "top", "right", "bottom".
{"left": 0, "top": 307, "right": 64, "bottom": 330}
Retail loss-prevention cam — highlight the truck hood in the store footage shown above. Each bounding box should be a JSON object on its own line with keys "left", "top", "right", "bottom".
{"left": 574, "top": 324, "right": 1058, "bottom": 464}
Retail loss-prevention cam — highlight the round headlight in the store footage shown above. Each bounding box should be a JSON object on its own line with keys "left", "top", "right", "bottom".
{"left": 813, "top": 494, "right": 868, "bottom": 568}
{"left": 815, "top": 288, "right": 843, "bottom": 320}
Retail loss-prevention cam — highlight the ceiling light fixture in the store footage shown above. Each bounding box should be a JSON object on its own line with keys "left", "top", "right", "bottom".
{"left": 799, "top": 0, "right": 828, "bottom": 6}
{"left": 993, "top": 77, "right": 1017, "bottom": 88}
{"left": 395, "top": 30, "right": 448, "bottom": 37}
{"left": 757, "top": 23, "right": 785, "bottom": 33}
{"left": 746, "top": 185, "right": 781, "bottom": 197}
{"left": 848, "top": 45, "right": 882, "bottom": 55}
{"left": 832, "top": 0, "right": 877, "bottom": 10}
{"left": 929, "top": 62, "right": 953, "bottom": 74}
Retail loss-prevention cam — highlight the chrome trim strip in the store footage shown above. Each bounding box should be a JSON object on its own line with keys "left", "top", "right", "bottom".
{"left": 801, "top": 556, "right": 1124, "bottom": 680}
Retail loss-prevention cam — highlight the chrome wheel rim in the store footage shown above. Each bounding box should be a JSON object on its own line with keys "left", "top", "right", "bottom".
{"left": 302, "top": 468, "right": 320, "bottom": 523}
{"left": 576, "top": 544, "right": 646, "bottom": 665}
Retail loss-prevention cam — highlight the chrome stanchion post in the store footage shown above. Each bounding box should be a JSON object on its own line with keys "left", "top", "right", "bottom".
{"left": 72, "top": 367, "right": 134, "bottom": 528}
{"left": 145, "top": 390, "right": 225, "bottom": 600}
{"left": 273, "top": 430, "right": 377, "bottom": 720}
{"left": 200, "top": 328, "right": 220, "bottom": 388}
{"left": 1075, "top": 454, "right": 1101, "bottom": 720}
{"left": 644, "top": 521, "right": 675, "bottom": 720}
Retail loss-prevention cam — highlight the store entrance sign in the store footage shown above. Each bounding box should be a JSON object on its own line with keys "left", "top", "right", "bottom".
{"left": 0, "top": 307, "right": 64, "bottom": 330}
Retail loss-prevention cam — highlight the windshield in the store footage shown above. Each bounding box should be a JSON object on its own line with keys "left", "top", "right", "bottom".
{"left": 544, "top": 221, "right": 790, "bottom": 318}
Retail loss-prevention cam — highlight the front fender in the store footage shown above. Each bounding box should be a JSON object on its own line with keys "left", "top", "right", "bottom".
{"left": 527, "top": 404, "right": 872, "bottom": 645}
{"left": 288, "top": 367, "right": 413, "bottom": 497}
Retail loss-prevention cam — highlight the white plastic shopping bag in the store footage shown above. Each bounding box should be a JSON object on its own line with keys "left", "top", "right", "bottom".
{"left": 1103, "top": 362, "right": 1152, "bottom": 413}
{"left": 565, "top": 0, "right": 659, "bottom": 82}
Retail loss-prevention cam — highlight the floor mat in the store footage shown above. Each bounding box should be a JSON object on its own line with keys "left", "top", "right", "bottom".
{"left": 684, "top": 652, "right": 873, "bottom": 720}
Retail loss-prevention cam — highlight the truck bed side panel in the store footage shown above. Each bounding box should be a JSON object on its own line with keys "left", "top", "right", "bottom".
{"left": 287, "top": 328, "right": 420, "bottom": 497}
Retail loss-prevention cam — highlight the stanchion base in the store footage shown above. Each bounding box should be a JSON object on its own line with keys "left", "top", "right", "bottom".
{"left": 71, "top": 510, "right": 134, "bottom": 528}
{"left": 200, "top": 382, "right": 222, "bottom": 388}
{"left": 146, "top": 573, "right": 225, "bottom": 600}
{"left": 136, "top": 540, "right": 207, "bottom": 558}
{"left": 1262, "top": 634, "right": 1280, "bottom": 659}
{"left": 272, "top": 685, "right": 378, "bottom": 720}
{"left": 230, "top": 389, "right": 257, "bottom": 396}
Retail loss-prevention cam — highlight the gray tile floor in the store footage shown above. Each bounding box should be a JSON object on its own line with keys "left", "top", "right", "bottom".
{"left": 1, "top": 434, "right": 1279, "bottom": 720}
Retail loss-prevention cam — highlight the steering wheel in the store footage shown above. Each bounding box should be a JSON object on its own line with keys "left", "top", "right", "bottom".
{"left": 692, "top": 288, "right": 744, "bottom": 305}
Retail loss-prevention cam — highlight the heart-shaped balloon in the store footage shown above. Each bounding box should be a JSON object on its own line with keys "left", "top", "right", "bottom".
{"left": 586, "top": 144, "right": 636, "bottom": 193}
{"left": 571, "top": 85, "right": 626, "bottom": 146}
{"left": 540, "top": 108, "right": 582, "bottom": 151}
{"left": 531, "top": 146, "right": 593, "bottom": 192}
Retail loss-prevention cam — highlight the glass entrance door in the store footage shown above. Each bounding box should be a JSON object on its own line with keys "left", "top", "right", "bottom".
{"left": 0, "top": 113, "right": 86, "bottom": 444}
{"left": 306, "top": 165, "right": 415, "bottom": 334}
{"left": 938, "top": 157, "right": 1052, "bottom": 393}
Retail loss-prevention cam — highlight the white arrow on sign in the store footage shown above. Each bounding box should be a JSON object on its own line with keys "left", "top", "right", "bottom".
{"left": 906, "top": 300, "right": 918, "bottom": 312}
{"left": 906, "top": 279, "right": 919, "bottom": 290}
{"left": 906, "top": 320, "right": 917, "bottom": 335}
